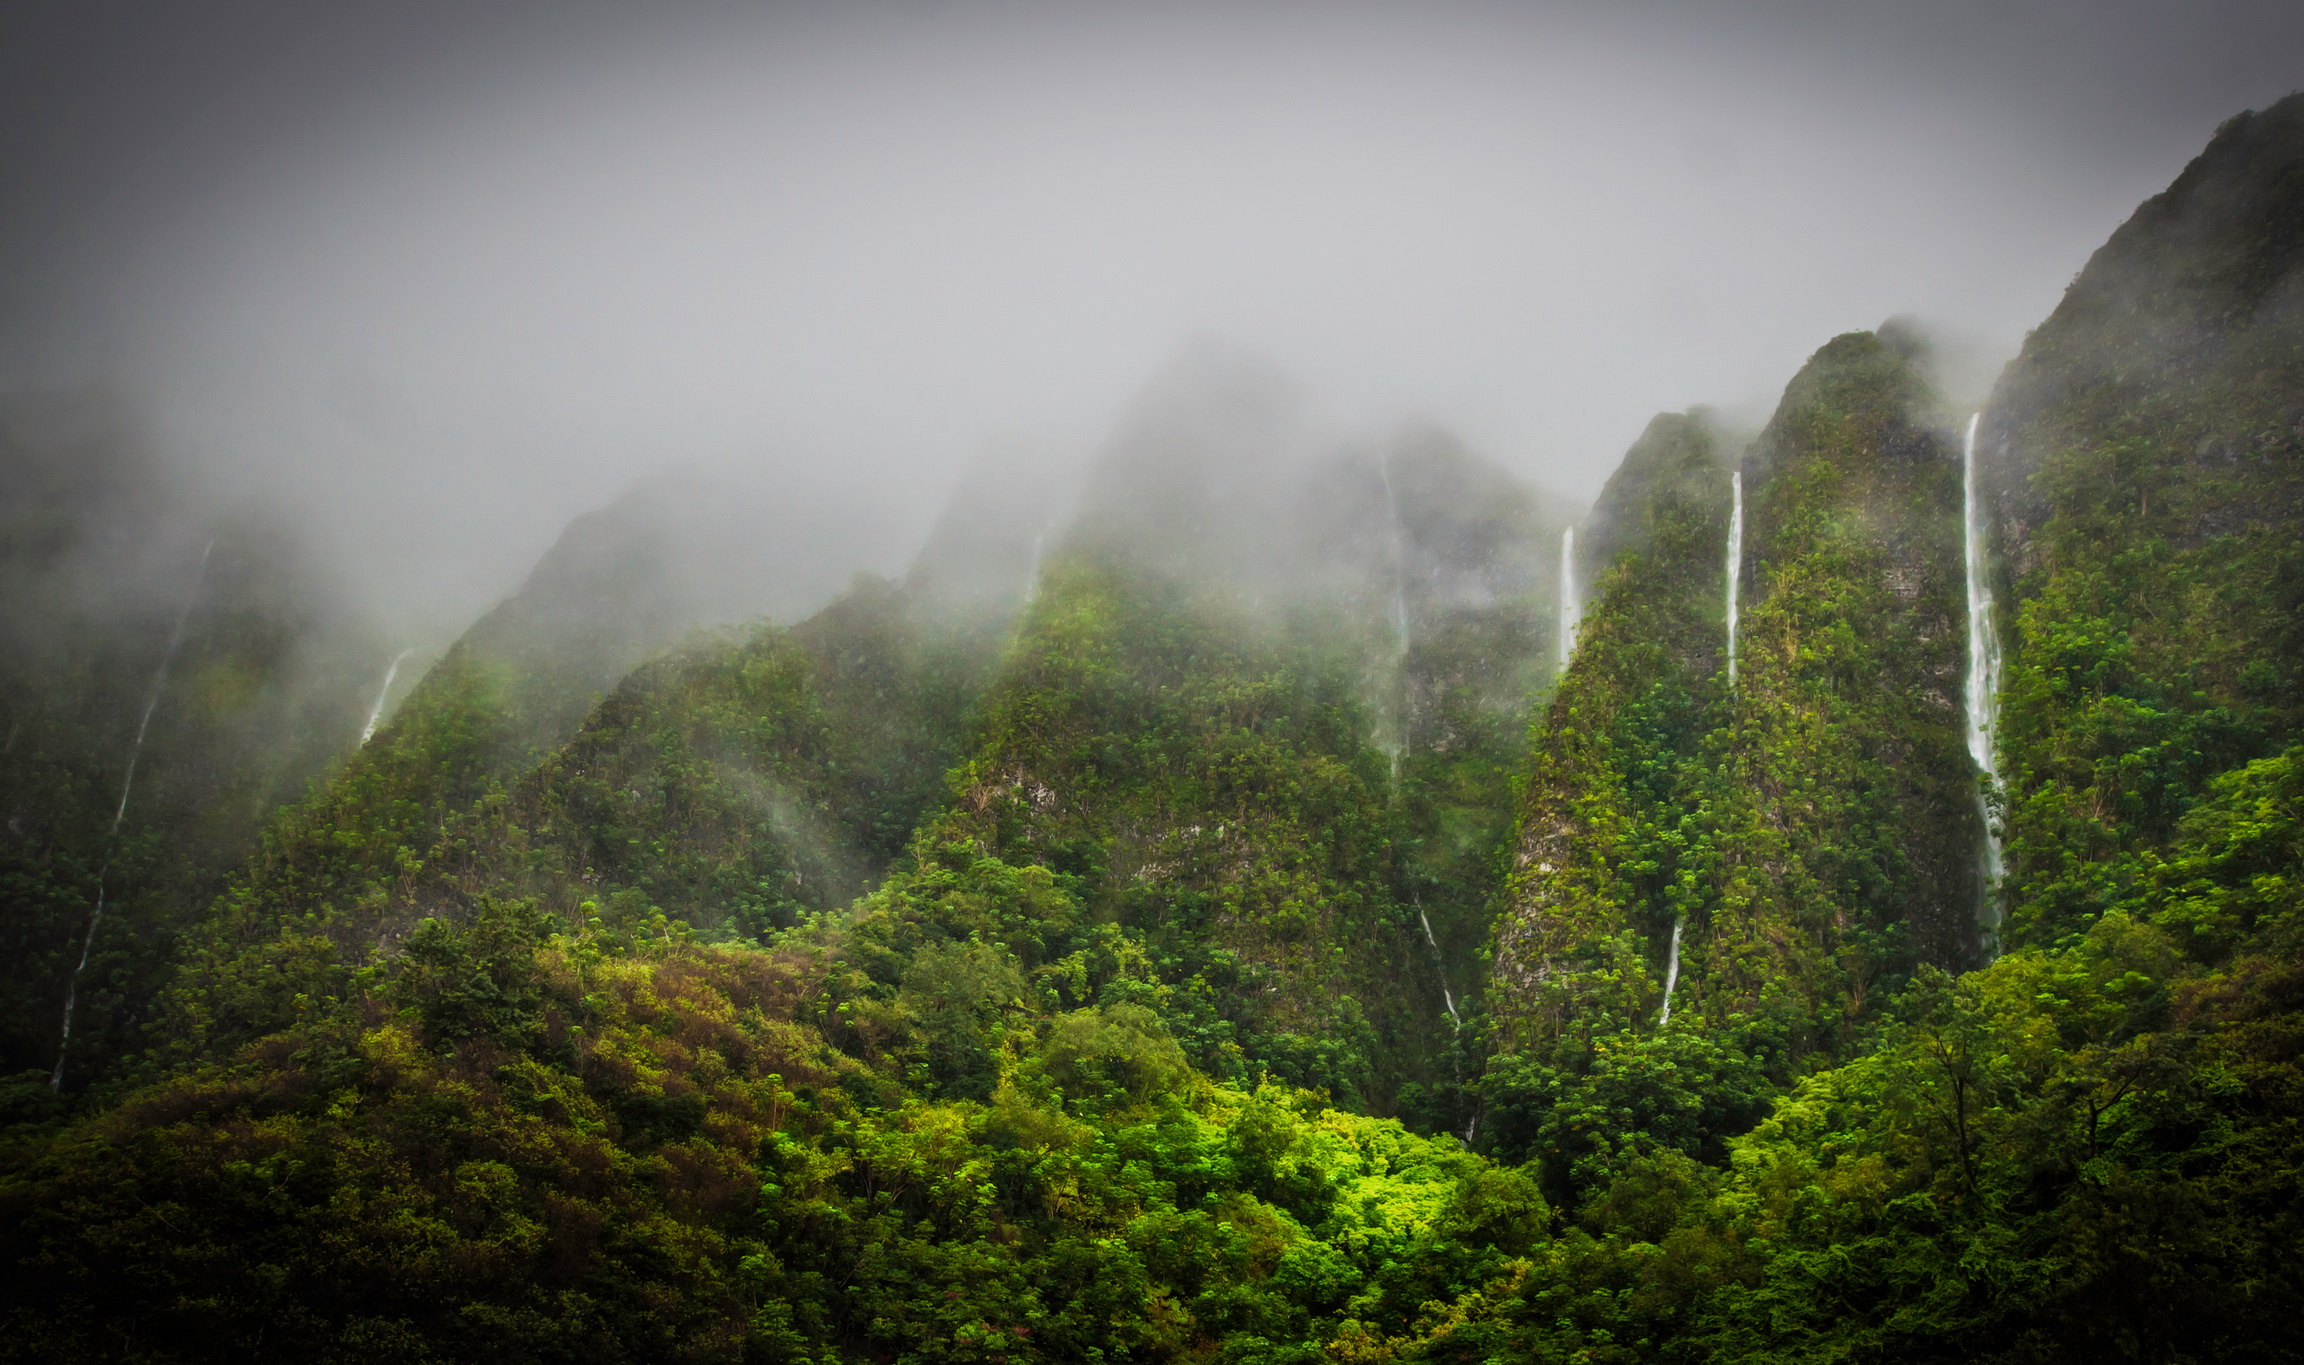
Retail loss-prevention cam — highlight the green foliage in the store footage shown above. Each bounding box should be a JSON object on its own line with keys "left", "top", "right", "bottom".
{"left": 161, "top": 578, "right": 1000, "bottom": 1079}
{"left": 1991, "top": 95, "right": 2304, "bottom": 951}
{"left": 845, "top": 551, "right": 1418, "bottom": 1105}
{"left": 1480, "top": 1021, "right": 1780, "bottom": 1210}
{"left": 10, "top": 98, "right": 2304, "bottom": 1364}
{"left": 0, "top": 918, "right": 1548, "bottom": 1364}
{"left": 1490, "top": 412, "right": 1729, "bottom": 1052}
{"left": 0, "top": 478, "right": 378, "bottom": 1090}
{"left": 1494, "top": 334, "right": 1981, "bottom": 1084}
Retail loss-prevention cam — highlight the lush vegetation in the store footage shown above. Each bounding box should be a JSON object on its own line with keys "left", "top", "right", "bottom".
{"left": 1988, "top": 97, "right": 2304, "bottom": 957}
{"left": 0, "top": 395, "right": 381, "bottom": 1091}
{"left": 1483, "top": 331, "right": 1982, "bottom": 1212}
{"left": 3, "top": 94, "right": 2302, "bottom": 1365}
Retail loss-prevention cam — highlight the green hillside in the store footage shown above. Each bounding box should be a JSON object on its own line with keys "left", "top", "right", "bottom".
{"left": 0, "top": 392, "right": 385, "bottom": 1092}
{"left": 2, "top": 94, "right": 2302, "bottom": 1365}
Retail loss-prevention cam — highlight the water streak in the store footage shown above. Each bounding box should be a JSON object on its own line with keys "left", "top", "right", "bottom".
{"left": 1557, "top": 526, "right": 1579, "bottom": 670}
{"left": 1725, "top": 469, "right": 1744, "bottom": 685}
{"left": 1657, "top": 915, "right": 1684, "bottom": 1026}
{"left": 53, "top": 540, "right": 212, "bottom": 1090}
{"left": 1417, "top": 907, "right": 1461, "bottom": 1026}
{"left": 1961, "top": 413, "right": 2005, "bottom": 932}
{"left": 360, "top": 648, "right": 416, "bottom": 745}
{"left": 1025, "top": 525, "right": 1050, "bottom": 601}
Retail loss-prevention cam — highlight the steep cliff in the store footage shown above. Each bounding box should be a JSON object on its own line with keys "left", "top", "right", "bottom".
{"left": 1981, "top": 92, "right": 2304, "bottom": 948}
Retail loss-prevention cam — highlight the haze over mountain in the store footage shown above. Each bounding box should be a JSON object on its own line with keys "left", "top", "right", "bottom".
{"left": 2, "top": 7, "right": 2303, "bottom": 1363}
{"left": 3, "top": 0, "right": 2301, "bottom": 645}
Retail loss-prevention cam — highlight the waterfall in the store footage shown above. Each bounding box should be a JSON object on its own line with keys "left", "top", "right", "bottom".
{"left": 360, "top": 647, "right": 416, "bottom": 745}
{"left": 1961, "top": 413, "right": 2005, "bottom": 927}
{"left": 53, "top": 539, "right": 212, "bottom": 1090}
{"left": 1725, "top": 469, "right": 1744, "bottom": 685}
{"left": 1662, "top": 466, "right": 1735, "bottom": 1020}
{"left": 1557, "top": 527, "right": 1579, "bottom": 670}
{"left": 1657, "top": 915, "right": 1684, "bottom": 1026}
{"left": 1024, "top": 525, "right": 1050, "bottom": 601}
{"left": 1417, "top": 906, "right": 1461, "bottom": 1026}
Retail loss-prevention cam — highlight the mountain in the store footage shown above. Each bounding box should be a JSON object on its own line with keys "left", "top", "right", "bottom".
{"left": 0, "top": 389, "right": 385, "bottom": 1092}
{"left": 1494, "top": 322, "right": 1982, "bottom": 1054}
{"left": 1980, "top": 95, "right": 2304, "bottom": 951}
{"left": 1487, "top": 410, "right": 1734, "bottom": 1054}
{"left": 4, "top": 98, "right": 2304, "bottom": 1365}
{"left": 904, "top": 439, "right": 1078, "bottom": 623}
{"left": 163, "top": 483, "right": 1028, "bottom": 1077}
{"left": 374, "top": 467, "right": 895, "bottom": 788}
{"left": 840, "top": 351, "right": 1576, "bottom": 1109}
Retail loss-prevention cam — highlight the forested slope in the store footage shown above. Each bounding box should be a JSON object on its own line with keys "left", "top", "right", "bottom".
{"left": 0, "top": 392, "right": 384, "bottom": 1093}
{"left": 2, "top": 96, "right": 2302, "bottom": 1365}
{"left": 1982, "top": 94, "right": 2304, "bottom": 951}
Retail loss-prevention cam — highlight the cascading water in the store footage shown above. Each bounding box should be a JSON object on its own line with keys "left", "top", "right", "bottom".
{"left": 1418, "top": 909, "right": 1461, "bottom": 1026}
{"left": 1657, "top": 916, "right": 1684, "bottom": 1026}
{"left": 1961, "top": 413, "right": 2005, "bottom": 930}
{"left": 1658, "top": 470, "right": 1746, "bottom": 1021}
{"left": 360, "top": 647, "right": 416, "bottom": 745}
{"left": 1558, "top": 526, "right": 1579, "bottom": 669}
{"left": 52, "top": 539, "right": 212, "bottom": 1090}
{"left": 1725, "top": 468, "right": 1744, "bottom": 685}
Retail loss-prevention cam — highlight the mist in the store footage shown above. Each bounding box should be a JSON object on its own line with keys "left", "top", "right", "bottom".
{"left": 3, "top": 0, "right": 2300, "bottom": 645}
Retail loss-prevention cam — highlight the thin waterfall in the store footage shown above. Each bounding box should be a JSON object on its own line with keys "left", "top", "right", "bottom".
{"left": 1961, "top": 413, "right": 2005, "bottom": 927}
{"left": 1664, "top": 466, "right": 1737, "bottom": 1022}
{"left": 1024, "top": 525, "right": 1050, "bottom": 601}
{"left": 360, "top": 647, "right": 416, "bottom": 745}
{"left": 1558, "top": 527, "right": 1579, "bottom": 669}
{"left": 1657, "top": 915, "right": 1684, "bottom": 1026}
{"left": 1417, "top": 908, "right": 1461, "bottom": 1026}
{"left": 1725, "top": 469, "right": 1744, "bottom": 685}
{"left": 53, "top": 539, "right": 212, "bottom": 1090}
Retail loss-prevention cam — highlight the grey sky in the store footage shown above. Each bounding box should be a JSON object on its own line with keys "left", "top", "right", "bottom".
{"left": 3, "top": 0, "right": 2299, "bottom": 639}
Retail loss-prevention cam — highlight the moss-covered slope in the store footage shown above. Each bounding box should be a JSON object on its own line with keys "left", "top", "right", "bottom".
{"left": 1697, "top": 330, "right": 1982, "bottom": 1023}
{"left": 1495, "top": 331, "right": 1978, "bottom": 1046}
{"left": 842, "top": 551, "right": 1412, "bottom": 1106}
{"left": 1487, "top": 411, "right": 1731, "bottom": 1046}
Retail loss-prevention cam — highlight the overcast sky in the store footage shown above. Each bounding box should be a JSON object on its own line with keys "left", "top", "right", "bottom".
{"left": 3, "top": 0, "right": 2300, "bottom": 638}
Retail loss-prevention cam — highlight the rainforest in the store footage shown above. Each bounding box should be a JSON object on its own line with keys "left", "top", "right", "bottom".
{"left": 3, "top": 10, "right": 2304, "bottom": 1364}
